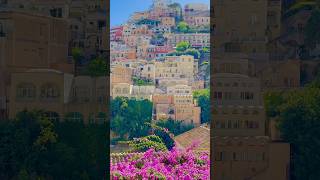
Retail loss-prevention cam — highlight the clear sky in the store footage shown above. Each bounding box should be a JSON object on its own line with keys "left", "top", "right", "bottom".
{"left": 110, "top": 0, "right": 210, "bottom": 27}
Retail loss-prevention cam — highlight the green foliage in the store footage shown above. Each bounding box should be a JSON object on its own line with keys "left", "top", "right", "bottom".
{"left": 86, "top": 58, "right": 107, "bottom": 77}
{"left": 145, "top": 123, "right": 175, "bottom": 150}
{"left": 304, "top": 9, "right": 320, "bottom": 49}
{"left": 132, "top": 77, "right": 154, "bottom": 86}
{"left": 71, "top": 48, "right": 83, "bottom": 76}
{"left": 193, "top": 89, "right": 210, "bottom": 124}
{"left": 176, "top": 41, "right": 190, "bottom": 52}
{"left": 264, "top": 80, "right": 320, "bottom": 179}
{"left": 264, "top": 91, "right": 287, "bottom": 117}
{"left": 185, "top": 48, "right": 201, "bottom": 59}
{"left": 155, "top": 119, "right": 194, "bottom": 136}
{"left": 127, "top": 135, "right": 167, "bottom": 152}
{"left": 111, "top": 97, "right": 153, "bottom": 140}
{"left": 201, "top": 47, "right": 209, "bottom": 53}
{"left": 173, "top": 42, "right": 202, "bottom": 59}
{"left": 177, "top": 21, "right": 189, "bottom": 33}
{"left": 0, "top": 110, "right": 107, "bottom": 179}
{"left": 71, "top": 47, "right": 83, "bottom": 62}
{"left": 193, "top": 89, "right": 209, "bottom": 99}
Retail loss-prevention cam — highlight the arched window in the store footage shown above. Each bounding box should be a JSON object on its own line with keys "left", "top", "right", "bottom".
{"left": 16, "top": 83, "right": 36, "bottom": 100}
{"left": 40, "top": 83, "right": 59, "bottom": 99}
{"left": 44, "top": 111, "right": 60, "bottom": 122}
{"left": 64, "top": 112, "right": 83, "bottom": 122}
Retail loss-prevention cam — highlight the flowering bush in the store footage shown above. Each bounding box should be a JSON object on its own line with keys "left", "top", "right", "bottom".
{"left": 110, "top": 142, "right": 210, "bottom": 180}
{"left": 127, "top": 135, "right": 168, "bottom": 152}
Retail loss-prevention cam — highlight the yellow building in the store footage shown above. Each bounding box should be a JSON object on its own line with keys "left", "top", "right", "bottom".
{"left": 0, "top": 10, "right": 69, "bottom": 73}
{"left": 167, "top": 33, "right": 210, "bottom": 48}
{"left": 0, "top": 10, "right": 70, "bottom": 120}
{"left": 6, "top": 0, "right": 107, "bottom": 58}
{"left": 110, "top": 66, "right": 133, "bottom": 85}
{"left": 111, "top": 83, "right": 131, "bottom": 99}
{"left": 152, "top": 93, "right": 201, "bottom": 126}
{"left": 9, "top": 69, "right": 107, "bottom": 123}
{"left": 212, "top": 54, "right": 290, "bottom": 180}
{"left": 213, "top": 0, "right": 281, "bottom": 54}
{"left": 155, "top": 55, "right": 196, "bottom": 82}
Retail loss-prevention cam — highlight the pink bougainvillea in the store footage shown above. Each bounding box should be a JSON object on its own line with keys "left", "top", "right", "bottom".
{"left": 110, "top": 142, "right": 210, "bottom": 180}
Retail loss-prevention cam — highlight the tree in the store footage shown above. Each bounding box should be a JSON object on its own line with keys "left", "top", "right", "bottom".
{"left": 176, "top": 41, "right": 190, "bottom": 52}
{"left": 0, "top": 110, "right": 107, "bottom": 179}
{"left": 71, "top": 48, "right": 83, "bottom": 76}
{"left": 185, "top": 48, "right": 201, "bottom": 59}
{"left": 111, "top": 97, "right": 153, "bottom": 141}
{"left": 193, "top": 89, "right": 210, "bottom": 124}
{"left": 177, "top": 21, "right": 189, "bottom": 33}
{"left": 264, "top": 79, "right": 320, "bottom": 180}
{"left": 86, "top": 58, "right": 107, "bottom": 77}
{"left": 156, "top": 119, "right": 194, "bottom": 136}
{"left": 146, "top": 123, "right": 175, "bottom": 150}
{"left": 201, "top": 47, "right": 209, "bottom": 53}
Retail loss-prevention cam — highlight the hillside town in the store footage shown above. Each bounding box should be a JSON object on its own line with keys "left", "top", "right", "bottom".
{"left": 110, "top": 0, "right": 210, "bottom": 136}
{"left": 0, "top": 0, "right": 319, "bottom": 179}
{"left": 109, "top": 1, "right": 211, "bottom": 178}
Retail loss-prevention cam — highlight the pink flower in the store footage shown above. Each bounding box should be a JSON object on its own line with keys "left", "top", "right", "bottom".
{"left": 110, "top": 141, "right": 210, "bottom": 179}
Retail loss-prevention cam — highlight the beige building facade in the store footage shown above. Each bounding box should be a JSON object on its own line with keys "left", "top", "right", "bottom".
{"left": 9, "top": 69, "right": 107, "bottom": 123}
{"left": 212, "top": 54, "right": 290, "bottom": 180}
{"left": 167, "top": 33, "right": 210, "bottom": 48}
{"left": 155, "top": 55, "right": 196, "bottom": 81}
{"left": 0, "top": 10, "right": 70, "bottom": 120}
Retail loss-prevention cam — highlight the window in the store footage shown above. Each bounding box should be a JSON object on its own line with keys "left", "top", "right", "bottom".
{"left": 240, "top": 92, "right": 254, "bottom": 100}
{"left": 57, "top": 8, "right": 62, "bottom": 18}
{"left": 214, "top": 91, "right": 223, "bottom": 100}
{"left": 250, "top": 14, "right": 257, "bottom": 24}
{"left": 233, "top": 120, "right": 240, "bottom": 128}
{"left": 16, "top": 83, "right": 36, "bottom": 100}
{"left": 215, "top": 151, "right": 226, "bottom": 161}
{"left": 65, "top": 112, "right": 83, "bottom": 122}
{"left": 40, "top": 83, "right": 59, "bottom": 100}
{"left": 44, "top": 111, "right": 59, "bottom": 122}
{"left": 233, "top": 152, "right": 237, "bottom": 161}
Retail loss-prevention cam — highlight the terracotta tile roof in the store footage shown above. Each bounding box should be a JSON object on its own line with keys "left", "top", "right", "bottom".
{"left": 174, "top": 125, "right": 210, "bottom": 151}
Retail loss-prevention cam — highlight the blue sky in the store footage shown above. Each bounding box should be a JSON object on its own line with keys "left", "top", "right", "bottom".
{"left": 110, "top": 0, "right": 210, "bottom": 27}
